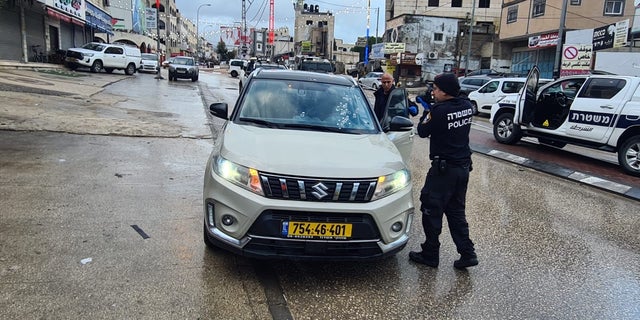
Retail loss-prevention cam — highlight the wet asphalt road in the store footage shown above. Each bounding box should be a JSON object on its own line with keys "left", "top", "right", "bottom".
{"left": 0, "top": 69, "right": 639, "bottom": 319}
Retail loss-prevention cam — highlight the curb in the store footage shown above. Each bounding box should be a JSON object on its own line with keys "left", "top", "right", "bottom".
{"left": 471, "top": 143, "right": 640, "bottom": 202}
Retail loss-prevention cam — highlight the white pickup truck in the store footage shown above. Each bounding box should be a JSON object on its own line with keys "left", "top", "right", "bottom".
{"left": 489, "top": 66, "right": 640, "bottom": 176}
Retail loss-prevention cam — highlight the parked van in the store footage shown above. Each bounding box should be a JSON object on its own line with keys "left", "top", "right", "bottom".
{"left": 228, "top": 59, "right": 245, "bottom": 77}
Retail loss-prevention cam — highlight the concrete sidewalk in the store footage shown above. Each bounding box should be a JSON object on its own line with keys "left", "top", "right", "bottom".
{"left": 0, "top": 59, "right": 125, "bottom": 97}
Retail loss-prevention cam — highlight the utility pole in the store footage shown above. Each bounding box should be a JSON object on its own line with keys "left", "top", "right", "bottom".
{"left": 553, "top": 0, "right": 569, "bottom": 79}
{"left": 464, "top": 0, "right": 476, "bottom": 76}
{"left": 155, "top": 0, "right": 164, "bottom": 79}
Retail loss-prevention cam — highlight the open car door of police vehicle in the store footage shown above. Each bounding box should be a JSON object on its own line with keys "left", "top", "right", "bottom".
{"left": 514, "top": 66, "right": 540, "bottom": 126}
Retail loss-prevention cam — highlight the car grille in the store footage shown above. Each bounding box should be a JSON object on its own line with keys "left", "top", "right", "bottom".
{"left": 259, "top": 173, "right": 377, "bottom": 203}
{"left": 245, "top": 210, "right": 383, "bottom": 258}
{"left": 176, "top": 67, "right": 188, "bottom": 72}
{"left": 66, "top": 50, "right": 83, "bottom": 59}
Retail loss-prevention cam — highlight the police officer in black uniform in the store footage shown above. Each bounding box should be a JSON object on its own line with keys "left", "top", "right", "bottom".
{"left": 409, "top": 73, "right": 478, "bottom": 269}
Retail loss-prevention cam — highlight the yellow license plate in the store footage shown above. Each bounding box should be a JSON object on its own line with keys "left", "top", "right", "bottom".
{"left": 283, "top": 221, "right": 352, "bottom": 239}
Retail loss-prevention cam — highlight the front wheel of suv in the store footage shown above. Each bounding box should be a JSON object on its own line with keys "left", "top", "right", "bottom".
{"left": 618, "top": 135, "right": 640, "bottom": 177}
{"left": 493, "top": 112, "right": 522, "bottom": 144}
{"left": 91, "top": 60, "right": 103, "bottom": 73}
{"left": 125, "top": 63, "right": 136, "bottom": 75}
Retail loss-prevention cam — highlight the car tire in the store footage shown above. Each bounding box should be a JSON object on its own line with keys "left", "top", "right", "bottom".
{"left": 125, "top": 63, "right": 136, "bottom": 75}
{"left": 372, "top": 83, "right": 378, "bottom": 91}
{"left": 618, "top": 135, "right": 640, "bottom": 177}
{"left": 90, "top": 60, "right": 102, "bottom": 73}
{"left": 493, "top": 112, "right": 522, "bottom": 144}
{"left": 230, "top": 70, "right": 238, "bottom": 77}
{"left": 168, "top": 72, "right": 173, "bottom": 81}
{"left": 192, "top": 76, "right": 198, "bottom": 82}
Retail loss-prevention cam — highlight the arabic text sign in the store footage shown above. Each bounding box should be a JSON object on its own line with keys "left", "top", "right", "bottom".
{"left": 145, "top": 8, "right": 156, "bottom": 29}
{"left": 560, "top": 44, "right": 592, "bottom": 77}
{"left": 593, "top": 19, "right": 629, "bottom": 50}
{"left": 528, "top": 32, "right": 558, "bottom": 48}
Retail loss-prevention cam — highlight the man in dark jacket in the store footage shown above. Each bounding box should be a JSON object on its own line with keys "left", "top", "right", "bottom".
{"left": 373, "top": 73, "right": 395, "bottom": 122}
{"left": 409, "top": 72, "right": 478, "bottom": 269}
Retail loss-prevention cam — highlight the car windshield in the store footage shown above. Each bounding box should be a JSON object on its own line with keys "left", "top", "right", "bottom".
{"left": 142, "top": 54, "right": 157, "bottom": 61}
{"left": 173, "top": 57, "right": 194, "bottom": 65}
{"left": 81, "top": 43, "right": 105, "bottom": 51}
{"left": 300, "top": 62, "right": 333, "bottom": 72}
{"left": 236, "top": 79, "right": 377, "bottom": 133}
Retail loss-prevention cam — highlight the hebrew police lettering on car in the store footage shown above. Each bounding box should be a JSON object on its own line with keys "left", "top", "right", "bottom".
{"left": 203, "top": 69, "right": 416, "bottom": 260}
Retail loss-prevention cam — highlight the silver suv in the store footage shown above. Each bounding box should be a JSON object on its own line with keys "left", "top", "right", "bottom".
{"left": 203, "top": 69, "right": 416, "bottom": 260}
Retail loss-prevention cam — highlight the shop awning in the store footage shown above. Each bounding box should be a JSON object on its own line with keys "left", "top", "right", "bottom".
{"left": 47, "top": 8, "right": 85, "bottom": 27}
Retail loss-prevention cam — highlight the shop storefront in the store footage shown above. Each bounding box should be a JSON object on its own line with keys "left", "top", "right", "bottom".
{"left": 43, "top": 0, "right": 87, "bottom": 51}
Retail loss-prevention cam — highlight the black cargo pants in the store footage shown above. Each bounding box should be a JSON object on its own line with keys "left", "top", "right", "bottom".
{"left": 419, "top": 160, "right": 475, "bottom": 258}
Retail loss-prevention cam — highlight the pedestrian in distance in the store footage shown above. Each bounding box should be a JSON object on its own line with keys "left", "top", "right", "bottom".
{"left": 409, "top": 72, "right": 478, "bottom": 270}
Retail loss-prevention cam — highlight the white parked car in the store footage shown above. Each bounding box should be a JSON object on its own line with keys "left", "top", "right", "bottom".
{"left": 139, "top": 53, "right": 159, "bottom": 74}
{"left": 469, "top": 77, "right": 553, "bottom": 115}
{"left": 358, "top": 72, "right": 384, "bottom": 90}
{"left": 65, "top": 42, "right": 141, "bottom": 75}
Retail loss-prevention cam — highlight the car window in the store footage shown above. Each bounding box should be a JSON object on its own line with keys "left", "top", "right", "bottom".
{"left": 231, "top": 60, "right": 244, "bottom": 67}
{"left": 173, "top": 57, "right": 194, "bottom": 65}
{"left": 105, "top": 47, "right": 123, "bottom": 54}
{"left": 237, "top": 79, "right": 377, "bottom": 132}
{"left": 481, "top": 81, "right": 499, "bottom": 93}
{"left": 502, "top": 81, "right": 524, "bottom": 94}
{"left": 82, "top": 43, "right": 105, "bottom": 51}
{"left": 578, "top": 78, "right": 625, "bottom": 99}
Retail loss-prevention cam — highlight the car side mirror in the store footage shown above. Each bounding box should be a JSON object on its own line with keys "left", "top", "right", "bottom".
{"left": 389, "top": 116, "right": 414, "bottom": 132}
{"left": 209, "top": 103, "right": 229, "bottom": 120}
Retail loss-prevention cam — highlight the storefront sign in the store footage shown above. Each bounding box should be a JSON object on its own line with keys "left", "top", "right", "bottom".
{"left": 86, "top": 1, "right": 113, "bottom": 34}
{"left": 371, "top": 43, "right": 385, "bottom": 59}
{"left": 145, "top": 8, "right": 157, "bottom": 29}
{"left": 593, "top": 19, "right": 628, "bottom": 50}
{"left": 528, "top": 32, "right": 558, "bottom": 48}
{"left": 301, "top": 41, "right": 312, "bottom": 52}
{"left": 384, "top": 42, "right": 405, "bottom": 54}
{"left": 560, "top": 44, "right": 592, "bottom": 76}
{"left": 43, "top": 0, "right": 86, "bottom": 21}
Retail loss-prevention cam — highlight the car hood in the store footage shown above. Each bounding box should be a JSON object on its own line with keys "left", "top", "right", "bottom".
{"left": 67, "top": 48, "right": 99, "bottom": 54}
{"left": 141, "top": 59, "right": 158, "bottom": 64}
{"left": 218, "top": 123, "right": 407, "bottom": 178}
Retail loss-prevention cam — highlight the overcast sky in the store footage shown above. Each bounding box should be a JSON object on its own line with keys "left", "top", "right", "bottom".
{"left": 174, "top": 0, "right": 385, "bottom": 44}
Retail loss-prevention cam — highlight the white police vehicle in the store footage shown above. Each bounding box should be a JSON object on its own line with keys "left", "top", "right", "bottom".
{"left": 490, "top": 66, "right": 640, "bottom": 176}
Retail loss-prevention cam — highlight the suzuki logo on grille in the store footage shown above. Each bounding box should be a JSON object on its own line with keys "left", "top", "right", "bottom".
{"left": 311, "top": 182, "right": 329, "bottom": 199}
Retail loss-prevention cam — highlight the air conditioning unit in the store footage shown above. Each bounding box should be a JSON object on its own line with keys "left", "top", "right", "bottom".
{"left": 428, "top": 51, "right": 438, "bottom": 59}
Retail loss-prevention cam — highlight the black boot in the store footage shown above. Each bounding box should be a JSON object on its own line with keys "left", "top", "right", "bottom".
{"left": 453, "top": 254, "right": 478, "bottom": 269}
{"left": 409, "top": 251, "right": 439, "bottom": 268}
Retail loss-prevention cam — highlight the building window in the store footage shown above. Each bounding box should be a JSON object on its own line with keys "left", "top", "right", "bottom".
{"left": 507, "top": 5, "right": 518, "bottom": 24}
{"left": 428, "top": 0, "right": 439, "bottom": 7}
{"left": 434, "top": 33, "right": 443, "bottom": 41}
{"left": 604, "top": 1, "right": 624, "bottom": 15}
{"left": 479, "top": 0, "right": 490, "bottom": 8}
{"left": 532, "top": 0, "right": 545, "bottom": 17}
{"left": 570, "top": 0, "right": 581, "bottom": 5}
{"left": 451, "top": 0, "right": 462, "bottom": 7}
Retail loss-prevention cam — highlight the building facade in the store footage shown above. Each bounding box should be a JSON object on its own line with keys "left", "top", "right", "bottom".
{"left": 293, "top": 0, "right": 335, "bottom": 60}
{"left": 500, "top": 0, "right": 636, "bottom": 78}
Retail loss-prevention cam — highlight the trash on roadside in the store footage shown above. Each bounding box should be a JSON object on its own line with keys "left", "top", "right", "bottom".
{"left": 80, "top": 257, "right": 92, "bottom": 265}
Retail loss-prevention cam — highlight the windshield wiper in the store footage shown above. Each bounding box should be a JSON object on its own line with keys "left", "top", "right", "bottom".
{"left": 279, "top": 123, "right": 350, "bottom": 133}
{"left": 238, "top": 117, "right": 280, "bottom": 128}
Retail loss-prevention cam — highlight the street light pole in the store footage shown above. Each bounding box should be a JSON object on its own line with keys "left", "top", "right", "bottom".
{"left": 464, "top": 0, "right": 476, "bottom": 76}
{"left": 197, "top": 3, "right": 212, "bottom": 60}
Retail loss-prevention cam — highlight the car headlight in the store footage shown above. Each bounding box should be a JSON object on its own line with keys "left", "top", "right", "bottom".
{"left": 212, "top": 155, "right": 264, "bottom": 196}
{"left": 371, "top": 169, "right": 410, "bottom": 201}
{"left": 83, "top": 53, "right": 94, "bottom": 57}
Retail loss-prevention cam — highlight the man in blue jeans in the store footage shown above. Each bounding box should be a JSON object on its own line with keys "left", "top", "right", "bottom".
{"left": 409, "top": 73, "right": 478, "bottom": 269}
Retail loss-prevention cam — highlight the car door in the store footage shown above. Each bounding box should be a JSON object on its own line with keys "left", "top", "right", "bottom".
{"left": 383, "top": 88, "right": 414, "bottom": 163}
{"left": 561, "top": 77, "right": 628, "bottom": 142}
{"left": 515, "top": 66, "right": 540, "bottom": 125}
{"left": 104, "top": 46, "right": 125, "bottom": 68}
{"left": 476, "top": 80, "right": 500, "bottom": 109}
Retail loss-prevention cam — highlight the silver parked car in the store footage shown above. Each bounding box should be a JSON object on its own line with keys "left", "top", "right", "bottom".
{"left": 167, "top": 56, "right": 199, "bottom": 82}
{"left": 358, "top": 71, "right": 384, "bottom": 90}
{"left": 203, "top": 69, "right": 416, "bottom": 260}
